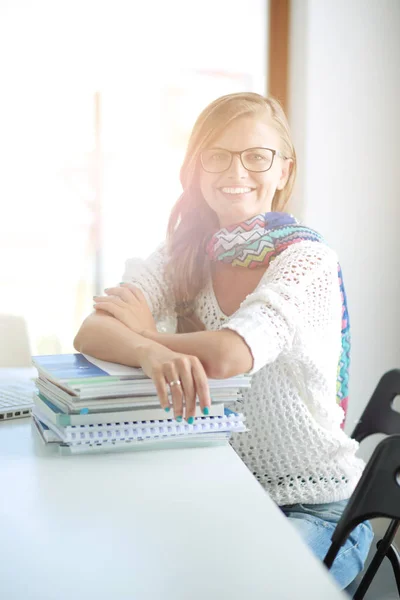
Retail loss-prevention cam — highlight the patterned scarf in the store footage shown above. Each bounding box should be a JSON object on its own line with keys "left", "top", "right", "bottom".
{"left": 206, "top": 211, "right": 350, "bottom": 426}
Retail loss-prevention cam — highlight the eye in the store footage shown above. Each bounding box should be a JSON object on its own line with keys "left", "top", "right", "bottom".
{"left": 242, "top": 149, "right": 274, "bottom": 167}
{"left": 247, "top": 152, "right": 267, "bottom": 161}
{"left": 210, "top": 152, "right": 228, "bottom": 162}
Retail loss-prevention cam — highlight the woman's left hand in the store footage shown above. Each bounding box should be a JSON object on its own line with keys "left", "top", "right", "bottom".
{"left": 93, "top": 284, "right": 157, "bottom": 334}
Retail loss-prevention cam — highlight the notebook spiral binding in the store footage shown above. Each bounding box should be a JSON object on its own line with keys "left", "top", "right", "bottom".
{"left": 235, "top": 391, "right": 245, "bottom": 405}
{"left": 64, "top": 413, "right": 246, "bottom": 446}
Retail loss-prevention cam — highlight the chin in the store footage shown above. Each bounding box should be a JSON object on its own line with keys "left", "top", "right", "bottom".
{"left": 218, "top": 206, "right": 262, "bottom": 228}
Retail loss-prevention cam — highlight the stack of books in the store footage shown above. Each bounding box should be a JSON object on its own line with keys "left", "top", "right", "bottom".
{"left": 31, "top": 353, "right": 250, "bottom": 454}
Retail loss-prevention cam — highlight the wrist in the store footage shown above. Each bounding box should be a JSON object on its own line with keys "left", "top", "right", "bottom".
{"left": 135, "top": 340, "right": 159, "bottom": 363}
{"left": 140, "top": 328, "right": 160, "bottom": 341}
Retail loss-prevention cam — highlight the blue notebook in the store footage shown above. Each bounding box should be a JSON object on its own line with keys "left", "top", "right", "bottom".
{"left": 32, "top": 353, "right": 145, "bottom": 385}
{"left": 32, "top": 354, "right": 252, "bottom": 400}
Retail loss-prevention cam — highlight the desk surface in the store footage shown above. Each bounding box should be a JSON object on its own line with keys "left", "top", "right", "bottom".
{"left": 0, "top": 377, "right": 345, "bottom": 600}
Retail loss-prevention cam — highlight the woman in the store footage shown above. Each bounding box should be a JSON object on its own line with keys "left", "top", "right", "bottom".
{"left": 74, "top": 92, "right": 373, "bottom": 589}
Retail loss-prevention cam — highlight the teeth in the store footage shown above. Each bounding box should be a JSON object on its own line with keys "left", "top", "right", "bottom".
{"left": 220, "top": 187, "right": 253, "bottom": 194}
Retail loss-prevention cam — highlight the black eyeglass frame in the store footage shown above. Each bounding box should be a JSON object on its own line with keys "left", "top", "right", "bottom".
{"left": 200, "top": 146, "right": 289, "bottom": 174}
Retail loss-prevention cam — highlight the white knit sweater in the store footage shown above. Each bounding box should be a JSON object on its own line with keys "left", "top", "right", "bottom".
{"left": 122, "top": 240, "right": 365, "bottom": 506}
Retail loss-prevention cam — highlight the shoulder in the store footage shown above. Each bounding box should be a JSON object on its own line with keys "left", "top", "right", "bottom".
{"left": 262, "top": 240, "right": 339, "bottom": 288}
{"left": 276, "top": 239, "right": 338, "bottom": 262}
{"left": 271, "top": 240, "right": 338, "bottom": 270}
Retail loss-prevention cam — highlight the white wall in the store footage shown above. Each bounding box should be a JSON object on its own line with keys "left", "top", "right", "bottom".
{"left": 288, "top": 0, "right": 400, "bottom": 445}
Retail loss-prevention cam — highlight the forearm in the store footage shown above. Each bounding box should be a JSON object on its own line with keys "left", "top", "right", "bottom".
{"left": 73, "top": 311, "right": 159, "bottom": 367}
{"left": 142, "top": 329, "right": 253, "bottom": 378}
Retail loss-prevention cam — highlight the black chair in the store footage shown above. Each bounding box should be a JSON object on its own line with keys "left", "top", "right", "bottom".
{"left": 324, "top": 369, "right": 400, "bottom": 599}
{"left": 324, "top": 434, "right": 400, "bottom": 598}
{"left": 351, "top": 369, "right": 400, "bottom": 443}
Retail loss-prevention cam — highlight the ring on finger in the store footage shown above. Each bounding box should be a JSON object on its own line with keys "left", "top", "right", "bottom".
{"left": 168, "top": 379, "right": 182, "bottom": 388}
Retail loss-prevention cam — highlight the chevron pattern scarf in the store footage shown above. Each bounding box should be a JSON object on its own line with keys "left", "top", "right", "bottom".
{"left": 206, "top": 211, "right": 350, "bottom": 425}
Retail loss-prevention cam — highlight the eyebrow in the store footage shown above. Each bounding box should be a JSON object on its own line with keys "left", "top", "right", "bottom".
{"left": 205, "top": 146, "right": 276, "bottom": 151}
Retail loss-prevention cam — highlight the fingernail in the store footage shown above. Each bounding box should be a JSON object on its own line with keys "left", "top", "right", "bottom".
{"left": 93, "top": 295, "right": 97, "bottom": 299}
{"left": 187, "top": 416, "right": 194, "bottom": 425}
{"left": 164, "top": 406, "right": 171, "bottom": 413}
{"left": 176, "top": 416, "right": 182, "bottom": 422}
{"left": 119, "top": 282, "right": 125, "bottom": 285}
{"left": 104, "top": 288, "right": 109, "bottom": 292}
{"left": 202, "top": 407, "right": 209, "bottom": 415}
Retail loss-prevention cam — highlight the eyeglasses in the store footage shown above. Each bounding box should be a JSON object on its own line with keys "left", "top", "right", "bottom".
{"left": 200, "top": 147, "right": 287, "bottom": 174}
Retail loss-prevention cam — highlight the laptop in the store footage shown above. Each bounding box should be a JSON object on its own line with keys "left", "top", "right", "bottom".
{"left": 0, "top": 368, "right": 37, "bottom": 421}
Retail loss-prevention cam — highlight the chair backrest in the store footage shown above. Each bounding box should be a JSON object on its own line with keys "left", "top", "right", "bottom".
{"left": 351, "top": 370, "right": 400, "bottom": 443}
{"left": 330, "top": 435, "right": 400, "bottom": 549}
{"left": 0, "top": 314, "right": 32, "bottom": 367}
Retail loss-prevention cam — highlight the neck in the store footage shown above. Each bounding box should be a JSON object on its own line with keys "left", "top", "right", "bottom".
{"left": 212, "top": 261, "right": 234, "bottom": 273}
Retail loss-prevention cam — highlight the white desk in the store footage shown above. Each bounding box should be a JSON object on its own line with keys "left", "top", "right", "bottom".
{"left": 0, "top": 398, "right": 346, "bottom": 599}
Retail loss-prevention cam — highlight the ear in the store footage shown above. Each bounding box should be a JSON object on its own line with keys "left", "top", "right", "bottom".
{"left": 276, "top": 158, "right": 294, "bottom": 191}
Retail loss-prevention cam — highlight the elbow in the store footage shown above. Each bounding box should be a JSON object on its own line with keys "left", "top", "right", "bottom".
{"left": 205, "top": 361, "right": 236, "bottom": 380}
{"left": 73, "top": 333, "right": 81, "bottom": 352}
{"left": 73, "top": 311, "right": 105, "bottom": 354}
{"left": 206, "top": 360, "right": 248, "bottom": 380}
{"left": 73, "top": 316, "right": 94, "bottom": 353}
{"left": 204, "top": 336, "right": 253, "bottom": 379}
{"left": 73, "top": 327, "right": 84, "bottom": 353}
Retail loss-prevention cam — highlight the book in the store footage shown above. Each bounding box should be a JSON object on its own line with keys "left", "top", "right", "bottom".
{"left": 34, "top": 407, "right": 246, "bottom": 448}
{"left": 33, "top": 392, "right": 225, "bottom": 427}
{"left": 32, "top": 414, "right": 62, "bottom": 444}
{"left": 35, "top": 376, "right": 238, "bottom": 413}
{"left": 32, "top": 414, "right": 233, "bottom": 455}
{"left": 59, "top": 433, "right": 232, "bottom": 455}
{"left": 31, "top": 354, "right": 249, "bottom": 456}
{"left": 32, "top": 353, "right": 252, "bottom": 400}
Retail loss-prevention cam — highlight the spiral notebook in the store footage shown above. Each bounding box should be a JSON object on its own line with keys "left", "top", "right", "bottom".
{"left": 34, "top": 409, "right": 246, "bottom": 448}
{"left": 32, "top": 416, "right": 234, "bottom": 455}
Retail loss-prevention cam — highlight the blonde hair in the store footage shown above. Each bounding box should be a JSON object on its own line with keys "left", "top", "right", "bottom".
{"left": 166, "top": 92, "right": 297, "bottom": 333}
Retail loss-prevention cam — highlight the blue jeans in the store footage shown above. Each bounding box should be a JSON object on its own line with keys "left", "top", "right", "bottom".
{"left": 281, "top": 500, "right": 374, "bottom": 590}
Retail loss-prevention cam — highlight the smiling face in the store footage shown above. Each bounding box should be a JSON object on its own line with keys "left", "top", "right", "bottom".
{"left": 199, "top": 115, "right": 293, "bottom": 227}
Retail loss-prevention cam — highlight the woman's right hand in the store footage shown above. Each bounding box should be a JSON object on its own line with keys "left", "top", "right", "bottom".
{"left": 137, "top": 344, "right": 211, "bottom": 422}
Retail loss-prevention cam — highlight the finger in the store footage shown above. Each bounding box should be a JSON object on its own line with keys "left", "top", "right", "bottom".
{"left": 104, "top": 287, "right": 138, "bottom": 304}
{"left": 94, "top": 295, "right": 127, "bottom": 307}
{"left": 191, "top": 357, "right": 211, "bottom": 414}
{"left": 164, "top": 367, "right": 184, "bottom": 421}
{"left": 93, "top": 301, "right": 126, "bottom": 319}
{"left": 130, "top": 287, "right": 147, "bottom": 303}
{"left": 176, "top": 360, "right": 196, "bottom": 421}
{"left": 120, "top": 284, "right": 147, "bottom": 303}
{"left": 152, "top": 368, "right": 171, "bottom": 412}
{"left": 119, "top": 281, "right": 144, "bottom": 298}
{"left": 169, "top": 381, "right": 184, "bottom": 422}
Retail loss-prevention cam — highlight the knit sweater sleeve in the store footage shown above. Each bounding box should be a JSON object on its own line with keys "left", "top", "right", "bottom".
{"left": 121, "top": 243, "right": 175, "bottom": 323}
{"left": 221, "top": 241, "right": 343, "bottom": 374}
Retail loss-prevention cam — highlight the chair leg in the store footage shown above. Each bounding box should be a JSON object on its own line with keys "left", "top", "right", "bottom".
{"left": 385, "top": 543, "right": 400, "bottom": 595}
{"left": 353, "top": 519, "right": 400, "bottom": 600}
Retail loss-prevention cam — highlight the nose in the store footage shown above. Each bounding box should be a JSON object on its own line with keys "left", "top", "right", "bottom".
{"left": 227, "top": 154, "right": 248, "bottom": 179}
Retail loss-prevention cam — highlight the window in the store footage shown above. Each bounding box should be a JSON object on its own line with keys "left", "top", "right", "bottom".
{"left": 0, "top": 0, "right": 268, "bottom": 354}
